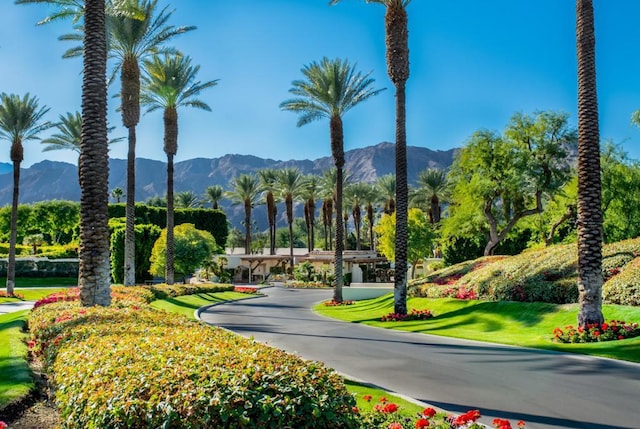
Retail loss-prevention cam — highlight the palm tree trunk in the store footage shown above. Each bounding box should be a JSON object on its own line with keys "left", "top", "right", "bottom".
{"left": 244, "top": 201, "right": 251, "bottom": 254}
{"left": 78, "top": 0, "right": 111, "bottom": 306}
{"left": 367, "top": 203, "right": 375, "bottom": 252}
{"left": 394, "top": 82, "right": 409, "bottom": 315}
{"left": 287, "top": 195, "right": 294, "bottom": 272}
{"left": 6, "top": 157, "right": 20, "bottom": 295}
{"left": 124, "top": 125, "right": 136, "bottom": 285}
{"left": 576, "top": 0, "right": 604, "bottom": 326}
{"left": 165, "top": 153, "right": 175, "bottom": 285}
{"left": 331, "top": 115, "right": 344, "bottom": 302}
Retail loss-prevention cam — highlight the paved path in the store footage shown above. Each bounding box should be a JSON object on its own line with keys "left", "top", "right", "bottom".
{"left": 0, "top": 301, "right": 35, "bottom": 314}
{"left": 199, "top": 286, "right": 640, "bottom": 429}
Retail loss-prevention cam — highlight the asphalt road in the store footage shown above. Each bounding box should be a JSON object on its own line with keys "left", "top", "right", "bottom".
{"left": 0, "top": 301, "right": 35, "bottom": 314}
{"left": 199, "top": 286, "right": 640, "bottom": 429}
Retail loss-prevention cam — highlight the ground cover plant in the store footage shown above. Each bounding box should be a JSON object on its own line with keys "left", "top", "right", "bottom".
{"left": 315, "top": 295, "right": 640, "bottom": 362}
{"left": 25, "top": 286, "right": 360, "bottom": 428}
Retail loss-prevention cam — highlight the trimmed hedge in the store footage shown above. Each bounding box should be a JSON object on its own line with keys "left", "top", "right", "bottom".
{"left": 110, "top": 223, "right": 162, "bottom": 284}
{"left": 603, "top": 258, "right": 640, "bottom": 306}
{"left": 27, "top": 286, "right": 359, "bottom": 429}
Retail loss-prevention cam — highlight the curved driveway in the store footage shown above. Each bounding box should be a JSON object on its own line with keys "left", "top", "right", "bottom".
{"left": 199, "top": 287, "right": 639, "bottom": 429}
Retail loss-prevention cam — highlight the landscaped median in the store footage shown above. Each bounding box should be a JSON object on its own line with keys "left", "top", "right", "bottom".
{"left": 24, "top": 285, "right": 359, "bottom": 428}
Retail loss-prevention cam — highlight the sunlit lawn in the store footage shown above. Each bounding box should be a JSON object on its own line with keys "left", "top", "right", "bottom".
{"left": 0, "top": 310, "right": 32, "bottom": 409}
{"left": 150, "top": 291, "right": 256, "bottom": 320}
{"left": 0, "top": 287, "right": 71, "bottom": 303}
{"left": 315, "top": 294, "right": 640, "bottom": 363}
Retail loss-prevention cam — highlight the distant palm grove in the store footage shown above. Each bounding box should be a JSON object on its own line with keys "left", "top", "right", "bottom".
{"left": 0, "top": 0, "right": 633, "bottom": 327}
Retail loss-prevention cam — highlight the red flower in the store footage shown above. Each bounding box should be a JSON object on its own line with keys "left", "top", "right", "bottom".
{"left": 379, "top": 396, "right": 388, "bottom": 403}
{"left": 363, "top": 394, "right": 372, "bottom": 402}
{"left": 388, "top": 423, "right": 403, "bottom": 429}
{"left": 382, "top": 403, "right": 399, "bottom": 413}
{"left": 422, "top": 407, "right": 437, "bottom": 418}
{"left": 416, "top": 418, "right": 430, "bottom": 428}
{"left": 517, "top": 420, "right": 526, "bottom": 428}
{"left": 0, "top": 421, "right": 7, "bottom": 429}
{"left": 493, "top": 418, "right": 512, "bottom": 429}
{"left": 352, "top": 406, "right": 359, "bottom": 414}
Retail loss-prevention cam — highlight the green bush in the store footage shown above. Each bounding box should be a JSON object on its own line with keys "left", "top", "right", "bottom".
{"left": 110, "top": 223, "right": 162, "bottom": 284}
{"left": 603, "top": 257, "right": 640, "bottom": 306}
{"left": 28, "top": 299, "right": 359, "bottom": 429}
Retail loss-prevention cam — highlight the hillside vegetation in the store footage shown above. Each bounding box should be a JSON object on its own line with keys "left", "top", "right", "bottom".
{"left": 410, "top": 237, "right": 640, "bottom": 306}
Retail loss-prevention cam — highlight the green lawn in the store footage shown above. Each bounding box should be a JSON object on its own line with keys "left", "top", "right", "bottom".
{"left": 150, "top": 291, "right": 256, "bottom": 320}
{"left": 0, "top": 287, "right": 70, "bottom": 303}
{"left": 0, "top": 277, "right": 77, "bottom": 288}
{"left": 0, "top": 310, "right": 33, "bottom": 409}
{"left": 315, "top": 294, "right": 640, "bottom": 363}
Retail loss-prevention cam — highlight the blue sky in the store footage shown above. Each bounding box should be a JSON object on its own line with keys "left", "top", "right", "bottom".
{"left": 1, "top": 0, "right": 640, "bottom": 167}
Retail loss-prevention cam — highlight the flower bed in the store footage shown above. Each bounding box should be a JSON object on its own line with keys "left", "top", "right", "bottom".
{"left": 381, "top": 308, "right": 433, "bottom": 322}
{"left": 553, "top": 320, "right": 640, "bottom": 343}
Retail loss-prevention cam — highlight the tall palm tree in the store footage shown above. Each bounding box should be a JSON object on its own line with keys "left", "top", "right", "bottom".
{"left": 109, "top": 0, "right": 195, "bottom": 286}
{"left": 376, "top": 174, "right": 396, "bottom": 215}
{"left": 276, "top": 168, "right": 306, "bottom": 272}
{"left": 576, "top": 0, "right": 604, "bottom": 326}
{"left": 225, "top": 173, "right": 261, "bottom": 254}
{"left": 141, "top": 52, "right": 217, "bottom": 285}
{"left": 204, "top": 185, "right": 224, "bottom": 209}
{"left": 344, "top": 182, "right": 374, "bottom": 251}
{"left": 411, "top": 168, "right": 448, "bottom": 224}
{"left": 332, "top": 0, "right": 411, "bottom": 314}
{"left": 257, "top": 168, "right": 279, "bottom": 255}
{"left": 111, "top": 187, "right": 125, "bottom": 203}
{"left": 281, "top": 57, "right": 384, "bottom": 302}
{"left": 41, "top": 111, "right": 123, "bottom": 156}
{"left": 0, "top": 94, "right": 52, "bottom": 295}
{"left": 76, "top": 0, "right": 112, "bottom": 306}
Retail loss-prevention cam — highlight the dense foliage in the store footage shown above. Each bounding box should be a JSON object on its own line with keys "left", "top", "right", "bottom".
{"left": 27, "top": 286, "right": 359, "bottom": 429}
{"left": 110, "top": 223, "right": 162, "bottom": 284}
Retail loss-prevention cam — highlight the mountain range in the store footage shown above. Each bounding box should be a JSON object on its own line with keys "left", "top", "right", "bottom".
{"left": 0, "top": 142, "right": 458, "bottom": 229}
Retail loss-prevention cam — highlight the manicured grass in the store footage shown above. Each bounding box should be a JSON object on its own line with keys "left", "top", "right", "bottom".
{"left": 0, "top": 310, "right": 33, "bottom": 409}
{"left": 0, "top": 277, "right": 77, "bottom": 287}
{"left": 315, "top": 294, "right": 640, "bottom": 363}
{"left": 150, "top": 291, "right": 255, "bottom": 320}
{"left": 0, "top": 288, "right": 70, "bottom": 303}
{"left": 345, "top": 379, "right": 425, "bottom": 416}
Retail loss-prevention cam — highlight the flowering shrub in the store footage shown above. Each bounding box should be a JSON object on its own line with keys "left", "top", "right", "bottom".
{"left": 381, "top": 308, "right": 434, "bottom": 322}
{"left": 441, "top": 286, "right": 478, "bottom": 300}
{"left": 553, "top": 320, "right": 640, "bottom": 343}
{"left": 0, "top": 420, "right": 7, "bottom": 428}
{"left": 233, "top": 286, "right": 259, "bottom": 294}
{"left": 0, "top": 291, "right": 25, "bottom": 299}
{"left": 33, "top": 288, "right": 80, "bottom": 308}
{"left": 357, "top": 395, "right": 524, "bottom": 429}
{"left": 324, "top": 299, "right": 355, "bottom": 306}
{"left": 28, "top": 300, "right": 359, "bottom": 428}
{"left": 603, "top": 257, "right": 640, "bottom": 306}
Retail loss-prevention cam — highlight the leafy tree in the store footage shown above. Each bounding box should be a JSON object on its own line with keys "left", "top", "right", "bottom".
{"left": 281, "top": 57, "right": 383, "bottom": 302}
{"left": 448, "top": 111, "right": 577, "bottom": 256}
{"left": 411, "top": 168, "right": 448, "bottom": 224}
{"left": 225, "top": 173, "right": 261, "bottom": 254}
{"left": 141, "top": 52, "right": 217, "bottom": 285}
{"left": 149, "top": 223, "right": 221, "bottom": 279}
{"left": 146, "top": 195, "right": 167, "bottom": 207}
{"left": 576, "top": 0, "right": 604, "bottom": 326}
{"left": 0, "top": 93, "right": 52, "bottom": 295}
{"left": 111, "top": 187, "right": 125, "bottom": 203}
{"left": 374, "top": 208, "right": 434, "bottom": 279}
{"left": 30, "top": 200, "right": 80, "bottom": 244}
{"left": 204, "top": 185, "right": 224, "bottom": 210}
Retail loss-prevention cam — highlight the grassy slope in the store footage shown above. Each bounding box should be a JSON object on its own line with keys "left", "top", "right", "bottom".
{"left": 316, "top": 295, "right": 640, "bottom": 362}
{"left": 0, "top": 310, "right": 32, "bottom": 409}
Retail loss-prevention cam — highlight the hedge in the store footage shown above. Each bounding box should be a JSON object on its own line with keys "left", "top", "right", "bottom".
{"left": 27, "top": 286, "right": 359, "bottom": 429}
{"left": 603, "top": 257, "right": 640, "bottom": 306}
{"left": 110, "top": 224, "right": 162, "bottom": 284}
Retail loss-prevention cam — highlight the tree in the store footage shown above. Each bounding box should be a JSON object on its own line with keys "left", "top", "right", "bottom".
{"left": 111, "top": 187, "right": 125, "bottom": 203}
{"left": 276, "top": 168, "right": 306, "bottom": 272}
{"left": 257, "top": 168, "right": 279, "bottom": 255}
{"left": 174, "top": 191, "right": 201, "bottom": 208}
{"left": 301, "top": 174, "right": 322, "bottom": 252}
{"left": 78, "top": 0, "right": 111, "bottom": 306}
{"left": 344, "top": 182, "right": 377, "bottom": 250}
{"left": 225, "top": 173, "right": 261, "bottom": 254}
{"left": 448, "top": 111, "right": 577, "bottom": 256}
{"left": 0, "top": 93, "right": 52, "bottom": 295}
{"left": 411, "top": 168, "right": 448, "bottom": 224}
{"left": 333, "top": 0, "right": 412, "bottom": 314}
{"left": 376, "top": 174, "right": 396, "bottom": 215}
{"left": 374, "top": 208, "right": 434, "bottom": 279}
{"left": 108, "top": 0, "right": 195, "bottom": 286}
{"left": 576, "top": 0, "right": 604, "bottom": 326}
{"left": 141, "top": 52, "right": 217, "bottom": 284}
{"left": 281, "top": 57, "right": 383, "bottom": 301}
{"left": 149, "top": 223, "right": 220, "bottom": 280}
{"left": 204, "top": 185, "right": 224, "bottom": 210}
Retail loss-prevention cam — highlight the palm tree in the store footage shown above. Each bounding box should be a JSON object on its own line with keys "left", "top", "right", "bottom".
{"left": 41, "top": 111, "right": 123, "bottom": 155}
{"left": 276, "top": 168, "right": 306, "bottom": 272}
{"left": 257, "top": 168, "right": 279, "bottom": 255}
{"left": 204, "top": 185, "right": 224, "bottom": 209}
{"left": 109, "top": 0, "right": 195, "bottom": 286}
{"left": 0, "top": 94, "right": 52, "bottom": 295}
{"left": 174, "top": 191, "right": 201, "bottom": 208}
{"left": 376, "top": 174, "right": 396, "bottom": 215}
{"left": 576, "top": 0, "right": 604, "bottom": 326}
{"left": 225, "top": 173, "right": 261, "bottom": 254}
{"left": 111, "top": 187, "right": 125, "bottom": 203}
{"left": 360, "top": 183, "right": 379, "bottom": 251}
{"left": 412, "top": 168, "right": 448, "bottom": 224}
{"left": 344, "top": 182, "right": 373, "bottom": 250}
{"left": 332, "top": 0, "right": 411, "bottom": 314}
{"left": 75, "top": 0, "right": 112, "bottom": 306}
{"left": 281, "top": 57, "right": 384, "bottom": 302}
{"left": 302, "top": 174, "right": 322, "bottom": 251}
{"left": 141, "top": 52, "right": 217, "bottom": 285}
